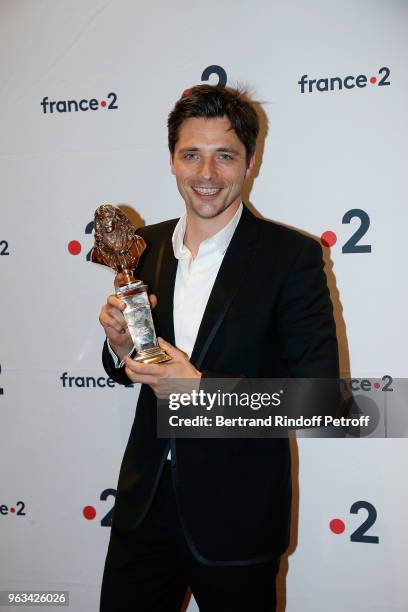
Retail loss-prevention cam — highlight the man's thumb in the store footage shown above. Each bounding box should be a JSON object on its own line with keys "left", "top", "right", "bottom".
{"left": 158, "top": 337, "right": 186, "bottom": 360}
{"left": 149, "top": 294, "right": 158, "bottom": 309}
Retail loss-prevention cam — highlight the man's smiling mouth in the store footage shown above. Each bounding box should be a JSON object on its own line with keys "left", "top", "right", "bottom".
{"left": 192, "top": 187, "right": 222, "bottom": 196}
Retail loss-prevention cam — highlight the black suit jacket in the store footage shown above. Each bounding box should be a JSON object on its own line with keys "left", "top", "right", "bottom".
{"left": 102, "top": 205, "right": 339, "bottom": 565}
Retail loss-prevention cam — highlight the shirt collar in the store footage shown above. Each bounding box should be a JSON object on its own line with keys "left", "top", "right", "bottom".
{"left": 172, "top": 202, "right": 243, "bottom": 260}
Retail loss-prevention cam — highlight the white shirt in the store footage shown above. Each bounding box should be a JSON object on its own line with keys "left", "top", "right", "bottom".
{"left": 172, "top": 202, "right": 243, "bottom": 358}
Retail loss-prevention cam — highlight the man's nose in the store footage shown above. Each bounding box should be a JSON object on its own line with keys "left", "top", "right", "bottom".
{"left": 198, "top": 157, "right": 216, "bottom": 181}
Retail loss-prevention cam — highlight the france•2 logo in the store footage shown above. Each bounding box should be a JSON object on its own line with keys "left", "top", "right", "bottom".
{"left": 330, "top": 501, "right": 379, "bottom": 544}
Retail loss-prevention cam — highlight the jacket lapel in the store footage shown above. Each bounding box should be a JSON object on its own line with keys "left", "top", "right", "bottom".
{"left": 153, "top": 233, "right": 177, "bottom": 346}
{"left": 190, "top": 205, "right": 260, "bottom": 369}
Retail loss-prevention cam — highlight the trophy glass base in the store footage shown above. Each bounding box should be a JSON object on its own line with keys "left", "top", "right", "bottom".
{"left": 132, "top": 346, "right": 172, "bottom": 365}
{"left": 116, "top": 281, "right": 172, "bottom": 365}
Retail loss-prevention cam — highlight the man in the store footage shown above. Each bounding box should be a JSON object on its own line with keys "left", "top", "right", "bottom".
{"left": 99, "top": 85, "right": 339, "bottom": 611}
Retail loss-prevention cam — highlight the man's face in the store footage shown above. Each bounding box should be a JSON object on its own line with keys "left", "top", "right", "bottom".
{"left": 170, "top": 116, "right": 255, "bottom": 220}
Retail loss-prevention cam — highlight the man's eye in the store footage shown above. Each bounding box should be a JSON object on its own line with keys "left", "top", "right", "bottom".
{"left": 184, "top": 153, "right": 198, "bottom": 160}
{"left": 218, "top": 153, "right": 233, "bottom": 160}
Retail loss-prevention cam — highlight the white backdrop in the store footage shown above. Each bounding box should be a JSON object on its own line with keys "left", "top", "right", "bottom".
{"left": 1, "top": 1, "right": 407, "bottom": 610}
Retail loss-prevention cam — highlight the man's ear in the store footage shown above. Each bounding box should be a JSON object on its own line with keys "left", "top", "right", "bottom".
{"left": 245, "top": 154, "right": 256, "bottom": 178}
{"left": 170, "top": 153, "right": 175, "bottom": 175}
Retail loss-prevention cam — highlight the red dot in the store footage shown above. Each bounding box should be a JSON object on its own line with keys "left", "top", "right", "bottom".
{"left": 10, "top": 507, "right": 15, "bottom": 513}
{"left": 83, "top": 505, "right": 96, "bottom": 520}
{"left": 181, "top": 88, "right": 192, "bottom": 98}
{"left": 370, "top": 76, "right": 377, "bottom": 84}
{"left": 374, "top": 382, "right": 381, "bottom": 389}
{"left": 320, "top": 231, "right": 337, "bottom": 247}
{"left": 101, "top": 100, "right": 107, "bottom": 107}
{"left": 329, "top": 518, "right": 345, "bottom": 534}
{"left": 68, "top": 240, "right": 82, "bottom": 255}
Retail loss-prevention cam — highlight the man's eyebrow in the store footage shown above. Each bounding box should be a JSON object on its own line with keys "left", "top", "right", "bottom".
{"left": 178, "top": 147, "right": 200, "bottom": 153}
{"left": 177, "top": 146, "right": 241, "bottom": 155}
{"left": 215, "top": 147, "right": 241, "bottom": 155}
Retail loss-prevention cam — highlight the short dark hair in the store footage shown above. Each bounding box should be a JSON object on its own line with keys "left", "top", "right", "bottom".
{"left": 167, "top": 85, "right": 259, "bottom": 162}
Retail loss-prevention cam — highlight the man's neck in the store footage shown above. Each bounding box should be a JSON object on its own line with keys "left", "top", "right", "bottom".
{"left": 184, "top": 200, "right": 241, "bottom": 259}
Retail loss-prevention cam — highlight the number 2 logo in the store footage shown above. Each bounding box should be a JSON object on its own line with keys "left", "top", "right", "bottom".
{"left": 100, "top": 488, "right": 116, "bottom": 527}
{"left": 350, "top": 501, "right": 379, "bottom": 543}
{"left": 85, "top": 220, "right": 94, "bottom": 261}
{"left": 201, "top": 65, "right": 227, "bottom": 87}
{"left": 342, "top": 209, "right": 371, "bottom": 254}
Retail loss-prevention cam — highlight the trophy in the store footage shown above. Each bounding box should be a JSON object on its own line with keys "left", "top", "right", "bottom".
{"left": 91, "top": 204, "right": 171, "bottom": 364}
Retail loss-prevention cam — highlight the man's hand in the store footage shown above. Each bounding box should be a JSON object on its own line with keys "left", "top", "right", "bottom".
{"left": 124, "top": 337, "right": 202, "bottom": 396}
{"left": 99, "top": 293, "right": 158, "bottom": 362}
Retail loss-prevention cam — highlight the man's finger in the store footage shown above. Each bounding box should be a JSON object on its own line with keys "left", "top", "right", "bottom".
{"left": 107, "top": 295, "right": 126, "bottom": 311}
{"left": 100, "top": 313, "right": 127, "bottom": 334}
{"left": 124, "top": 368, "right": 159, "bottom": 386}
{"left": 158, "top": 337, "right": 188, "bottom": 360}
{"left": 149, "top": 294, "right": 158, "bottom": 309}
{"left": 105, "top": 305, "right": 127, "bottom": 324}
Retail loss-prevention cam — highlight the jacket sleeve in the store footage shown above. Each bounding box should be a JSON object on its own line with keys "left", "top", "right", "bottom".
{"left": 102, "top": 338, "right": 135, "bottom": 386}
